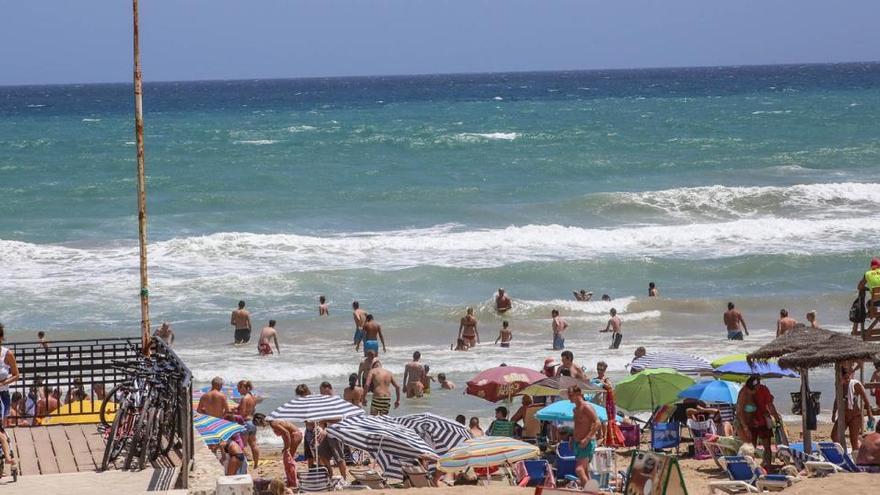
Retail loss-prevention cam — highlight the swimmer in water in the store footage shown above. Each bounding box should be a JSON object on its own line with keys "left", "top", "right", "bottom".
{"left": 495, "top": 288, "right": 512, "bottom": 313}
{"left": 494, "top": 321, "right": 512, "bottom": 347}
{"left": 318, "top": 296, "right": 329, "bottom": 317}
{"left": 573, "top": 289, "right": 593, "bottom": 301}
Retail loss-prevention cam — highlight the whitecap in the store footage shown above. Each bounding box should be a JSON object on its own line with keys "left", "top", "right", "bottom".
{"left": 81, "top": 118, "right": 101, "bottom": 122}
{"left": 493, "top": 96, "right": 503, "bottom": 101}
{"left": 233, "top": 139, "right": 277, "bottom": 145}
{"left": 455, "top": 132, "right": 519, "bottom": 142}
{"left": 286, "top": 125, "right": 317, "bottom": 133}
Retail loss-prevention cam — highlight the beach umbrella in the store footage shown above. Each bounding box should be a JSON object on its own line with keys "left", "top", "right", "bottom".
{"left": 518, "top": 376, "right": 602, "bottom": 398}
{"left": 677, "top": 379, "right": 741, "bottom": 404}
{"left": 437, "top": 436, "right": 539, "bottom": 473}
{"left": 391, "top": 413, "right": 472, "bottom": 454}
{"left": 630, "top": 352, "right": 713, "bottom": 374}
{"left": 327, "top": 414, "right": 437, "bottom": 481}
{"left": 193, "top": 412, "right": 246, "bottom": 446}
{"left": 269, "top": 394, "right": 364, "bottom": 423}
{"left": 466, "top": 366, "right": 545, "bottom": 402}
{"left": 42, "top": 400, "right": 114, "bottom": 425}
{"left": 614, "top": 368, "right": 695, "bottom": 412}
{"left": 710, "top": 354, "right": 747, "bottom": 368}
{"left": 714, "top": 361, "right": 799, "bottom": 379}
{"left": 534, "top": 399, "right": 613, "bottom": 423}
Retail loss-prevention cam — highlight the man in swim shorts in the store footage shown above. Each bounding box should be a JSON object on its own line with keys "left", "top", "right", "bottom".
{"left": 723, "top": 302, "right": 749, "bottom": 340}
{"left": 551, "top": 309, "right": 567, "bottom": 350}
{"left": 569, "top": 385, "right": 599, "bottom": 487}
{"left": 495, "top": 321, "right": 512, "bottom": 347}
{"left": 231, "top": 300, "right": 252, "bottom": 344}
{"left": 599, "top": 308, "right": 622, "bottom": 349}
{"left": 403, "top": 351, "right": 426, "bottom": 398}
{"left": 257, "top": 320, "right": 281, "bottom": 355}
{"left": 363, "top": 360, "right": 400, "bottom": 415}
{"left": 361, "top": 314, "right": 386, "bottom": 357}
{"left": 352, "top": 301, "right": 367, "bottom": 350}
{"left": 495, "top": 288, "right": 512, "bottom": 313}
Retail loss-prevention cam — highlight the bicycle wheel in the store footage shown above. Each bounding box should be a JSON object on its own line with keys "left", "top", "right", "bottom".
{"left": 102, "top": 397, "right": 129, "bottom": 471}
{"left": 137, "top": 406, "right": 160, "bottom": 470}
{"left": 100, "top": 384, "right": 124, "bottom": 429}
{"left": 156, "top": 404, "right": 179, "bottom": 456}
{"left": 123, "top": 394, "right": 151, "bottom": 470}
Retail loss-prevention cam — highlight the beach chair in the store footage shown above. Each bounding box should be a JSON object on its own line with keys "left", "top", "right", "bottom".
{"left": 686, "top": 418, "right": 716, "bottom": 460}
{"left": 488, "top": 419, "right": 516, "bottom": 437}
{"left": 297, "top": 467, "right": 342, "bottom": 492}
{"left": 350, "top": 467, "right": 389, "bottom": 489}
{"left": 402, "top": 465, "right": 436, "bottom": 488}
{"left": 707, "top": 456, "right": 794, "bottom": 494}
{"left": 554, "top": 443, "right": 578, "bottom": 487}
{"left": 775, "top": 442, "right": 820, "bottom": 471}
{"left": 650, "top": 421, "right": 681, "bottom": 453}
{"left": 705, "top": 436, "right": 742, "bottom": 469}
{"left": 804, "top": 441, "right": 863, "bottom": 476}
{"left": 514, "top": 459, "right": 555, "bottom": 487}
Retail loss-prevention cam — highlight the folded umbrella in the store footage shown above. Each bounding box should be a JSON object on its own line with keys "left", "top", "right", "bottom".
{"left": 678, "top": 379, "right": 741, "bottom": 404}
{"left": 269, "top": 394, "right": 364, "bottom": 423}
{"left": 193, "top": 411, "right": 246, "bottom": 446}
{"left": 466, "top": 366, "right": 545, "bottom": 402}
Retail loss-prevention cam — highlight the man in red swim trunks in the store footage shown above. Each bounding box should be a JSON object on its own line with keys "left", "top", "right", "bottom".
{"left": 257, "top": 320, "right": 281, "bottom": 355}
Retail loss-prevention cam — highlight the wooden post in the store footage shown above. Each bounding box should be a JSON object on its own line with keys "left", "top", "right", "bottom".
{"left": 835, "top": 363, "right": 847, "bottom": 449}
{"left": 801, "top": 369, "right": 812, "bottom": 455}
{"left": 132, "top": 0, "right": 151, "bottom": 356}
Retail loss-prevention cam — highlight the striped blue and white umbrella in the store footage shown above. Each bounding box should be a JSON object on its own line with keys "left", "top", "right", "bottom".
{"left": 391, "top": 413, "right": 472, "bottom": 454}
{"left": 630, "top": 352, "right": 713, "bottom": 374}
{"left": 269, "top": 394, "right": 364, "bottom": 423}
{"left": 327, "top": 414, "right": 437, "bottom": 480}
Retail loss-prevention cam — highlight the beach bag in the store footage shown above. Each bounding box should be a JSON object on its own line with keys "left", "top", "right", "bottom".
{"left": 850, "top": 297, "right": 866, "bottom": 323}
{"left": 620, "top": 423, "right": 641, "bottom": 447}
{"left": 790, "top": 391, "right": 821, "bottom": 415}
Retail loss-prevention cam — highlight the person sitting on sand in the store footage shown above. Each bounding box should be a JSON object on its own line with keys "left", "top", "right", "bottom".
{"left": 872, "top": 361, "right": 880, "bottom": 410}
{"left": 438, "top": 373, "right": 456, "bottom": 390}
{"left": 599, "top": 308, "right": 622, "bottom": 349}
{"left": 469, "top": 417, "right": 484, "bottom": 437}
{"left": 362, "top": 314, "right": 386, "bottom": 357}
{"left": 258, "top": 320, "right": 281, "bottom": 356}
{"left": 253, "top": 413, "right": 302, "bottom": 489}
{"left": 363, "top": 360, "right": 400, "bottom": 415}
{"left": 458, "top": 308, "right": 480, "bottom": 348}
{"left": 573, "top": 289, "right": 593, "bottom": 301}
{"left": 776, "top": 309, "right": 797, "bottom": 337}
{"left": 403, "top": 351, "right": 426, "bottom": 398}
{"left": 510, "top": 395, "right": 541, "bottom": 439}
{"left": 452, "top": 338, "right": 469, "bottom": 351}
{"left": 631, "top": 347, "right": 647, "bottom": 374}
{"left": 319, "top": 381, "right": 334, "bottom": 396}
{"left": 806, "top": 310, "right": 819, "bottom": 329}
{"left": 494, "top": 321, "right": 513, "bottom": 347}
{"left": 343, "top": 373, "right": 364, "bottom": 406}
{"left": 495, "top": 288, "right": 512, "bottom": 313}
{"left": 318, "top": 295, "right": 329, "bottom": 317}
{"left": 197, "top": 376, "right": 230, "bottom": 419}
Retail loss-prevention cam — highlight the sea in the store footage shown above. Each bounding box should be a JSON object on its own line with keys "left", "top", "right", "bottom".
{"left": 2, "top": 63, "right": 880, "bottom": 445}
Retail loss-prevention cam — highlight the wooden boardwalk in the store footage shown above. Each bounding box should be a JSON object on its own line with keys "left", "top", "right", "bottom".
{"left": 7, "top": 425, "right": 180, "bottom": 476}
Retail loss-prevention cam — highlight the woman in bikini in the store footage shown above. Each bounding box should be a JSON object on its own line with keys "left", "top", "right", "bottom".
{"left": 458, "top": 308, "right": 479, "bottom": 348}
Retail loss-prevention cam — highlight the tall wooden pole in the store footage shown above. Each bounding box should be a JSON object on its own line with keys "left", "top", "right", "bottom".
{"left": 133, "top": 0, "right": 151, "bottom": 355}
{"left": 800, "top": 369, "right": 812, "bottom": 455}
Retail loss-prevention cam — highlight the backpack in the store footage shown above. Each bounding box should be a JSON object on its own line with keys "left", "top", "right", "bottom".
{"left": 849, "top": 297, "right": 866, "bottom": 323}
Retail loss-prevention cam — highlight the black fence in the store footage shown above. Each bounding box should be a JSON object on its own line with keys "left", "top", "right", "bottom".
{"left": 6, "top": 337, "right": 193, "bottom": 487}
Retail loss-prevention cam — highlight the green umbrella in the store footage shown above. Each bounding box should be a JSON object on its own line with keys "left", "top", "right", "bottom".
{"left": 614, "top": 368, "right": 695, "bottom": 411}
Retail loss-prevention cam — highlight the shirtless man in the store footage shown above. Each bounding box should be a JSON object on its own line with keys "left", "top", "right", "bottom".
{"left": 806, "top": 310, "right": 819, "bottom": 329}
{"left": 648, "top": 282, "right": 658, "bottom": 297}
{"left": 197, "top": 377, "right": 230, "bottom": 418}
{"left": 358, "top": 351, "right": 380, "bottom": 387}
{"left": 573, "top": 290, "right": 593, "bottom": 302}
{"left": 599, "top": 308, "right": 622, "bottom": 349}
{"left": 495, "top": 321, "right": 512, "bottom": 347}
{"left": 551, "top": 309, "right": 568, "bottom": 350}
{"left": 352, "top": 301, "right": 367, "bottom": 350}
{"left": 458, "top": 308, "right": 479, "bottom": 348}
{"left": 253, "top": 413, "right": 303, "bottom": 488}
{"left": 437, "top": 373, "right": 456, "bottom": 390}
{"left": 153, "top": 322, "right": 175, "bottom": 347}
{"left": 495, "top": 288, "right": 512, "bottom": 313}
{"left": 343, "top": 373, "right": 364, "bottom": 406}
{"left": 35, "top": 387, "right": 60, "bottom": 423}
{"left": 556, "top": 350, "right": 588, "bottom": 381}
{"left": 568, "top": 385, "right": 600, "bottom": 487}
{"left": 258, "top": 320, "right": 281, "bottom": 355}
{"left": 318, "top": 296, "right": 329, "bottom": 317}
{"left": 363, "top": 361, "right": 400, "bottom": 415}
{"left": 361, "top": 314, "right": 386, "bottom": 357}
{"left": 231, "top": 300, "right": 252, "bottom": 344}
{"left": 403, "top": 351, "right": 426, "bottom": 398}
{"left": 776, "top": 309, "right": 798, "bottom": 337}
{"left": 723, "top": 302, "right": 749, "bottom": 340}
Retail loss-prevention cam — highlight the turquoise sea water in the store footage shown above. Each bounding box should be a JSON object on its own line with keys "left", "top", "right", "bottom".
{"left": 2, "top": 64, "right": 880, "bottom": 434}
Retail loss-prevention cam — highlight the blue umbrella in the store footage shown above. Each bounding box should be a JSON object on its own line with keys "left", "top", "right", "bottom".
{"left": 535, "top": 399, "right": 613, "bottom": 423}
{"left": 715, "top": 361, "right": 799, "bottom": 379}
{"left": 678, "top": 379, "right": 741, "bottom": 404}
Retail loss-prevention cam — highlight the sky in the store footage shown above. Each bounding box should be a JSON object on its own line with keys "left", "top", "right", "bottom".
{"left": 1, "top": 0, "right": 878, "bottom": 86}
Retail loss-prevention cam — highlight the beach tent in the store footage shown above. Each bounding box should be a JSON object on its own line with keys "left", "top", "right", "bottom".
{"left": 391, "top": 413, "right": 472, "bottom": 454}
{"left": 623, "top": 450, "right": 688, "bottom": 495}
{"left": 326, "top": 414, "right": 437, "bottom": 481}
{"left": 269, "top": 394, "right": 364, "bottom": 423}
{"left": 630, "top": 352, "right": 713, "bottom": 374}
{"left": 748, "top": 325, "right": 880, "bottom": 454}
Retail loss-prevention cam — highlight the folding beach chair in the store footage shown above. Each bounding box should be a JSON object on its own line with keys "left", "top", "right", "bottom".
{"left": 554, "top": 443, "right": 578, "bottom": 488}
{"left": 350, "top": 467, "right": 389, "bottom": 489}
{"left": 708, "top": 456, "right": 794, "bottom": 494}
{"left": 650, "top": 421, "right": 681, "bottom": 453}
{"left": 775, "top": 442, "right": 820, "bottom": 471}
{"left": 488, "top": 419, "right": 516, "bottom": 437}
{"left": 297, "top": 467, "right": 342, "bottom": 492}
{"left": 704, "top": 436, "right": 742, "bottom": 469}
{"left": 805, "top": 441, "right": 863, "bottom": 476}
{"left": 686, "top": 418, "right": 716, "bottom": 460}
{"left": 514, "top": 459, "right": 555, "bottom": 487}
{"left": 402, "top": 465, "right": 436, "bottom": 488}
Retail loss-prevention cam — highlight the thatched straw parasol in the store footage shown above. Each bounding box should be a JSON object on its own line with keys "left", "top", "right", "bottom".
{"left": 747, "top": 325, "right": 880, "bottom": 453}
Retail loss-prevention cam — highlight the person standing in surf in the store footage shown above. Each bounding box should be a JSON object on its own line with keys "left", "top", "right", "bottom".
{"left": 599, "top": 308, "right": 622, "bottom": 349}
{"left": 723, "top": 302, "right": 749, "bottom": 340}
{"left": 776, "top": 309, "right": 797, "bottom": 337}
{"left": 318, "top": 296, "right": 329, "bottom": 317}
{"left": 495, "top": 321, "right": 513, "bottom": 347}
{"left": 362, "top": 314, "right": 386, "bottom": 357}
{"left": 458, "top": 307, "right": 479, "bottom": 348}
{"left": 257, "top": 320, "right": 281, "bottom": 355}
{"left": 231, "top": 300, "right": 252, "bottom": 344}
{"left": 648, "top": 282, "right": 658, "bottom": 297}
{"left": 551, "top": 309, "right": 568, "bottom": 350}
{"left": 352, "top": 301, "right": 367, "bottom": 351}
{"left": 495, "top": 288, "right": 512, "bottom": 313}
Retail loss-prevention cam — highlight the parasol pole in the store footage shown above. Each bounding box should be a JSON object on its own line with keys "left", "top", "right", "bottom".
{"left": 800, "top": 368, "right": 811, "bottom": 455}
{"left": 834, "top": 363, "right": 847, "bottom": 449}
{"left": 132, "top": 0, "right": 151, "bottom": 356}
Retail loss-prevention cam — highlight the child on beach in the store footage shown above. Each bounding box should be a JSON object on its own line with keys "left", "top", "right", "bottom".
{"left": 421, "top": 365, "right": 434, "bottom": 395}
{"left": 452, "top": 338, "right": 468, "bottom": 351}
{"left": 37, "top": 331, "right": 49, "bottom": 350}
{"left": 438, "top": 373, "right": 456, "bottom": 390}
{"left": 494, "top": 321, "right": 512, "bottom": 347}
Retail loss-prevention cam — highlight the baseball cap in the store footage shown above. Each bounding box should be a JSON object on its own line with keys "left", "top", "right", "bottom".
{"left": 871, "top": 257, "right": 880, "bottom": 269}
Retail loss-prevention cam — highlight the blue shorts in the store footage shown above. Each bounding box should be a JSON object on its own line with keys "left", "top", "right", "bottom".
{"left": 553, "top": 334, "right": 565, "bottom": 350}
{"left": 727, "top": 331, "right": 744, "bottom": 340}
{"left": 363, "top": 340, "right": 379, "bottom": 356}
{"left": 244, "top": 420, "right": 257, "bottom": 435}
{"left": 571, "top": 439, "right": 596, "bottom": 460}
{"left": 353, "top": 328, "right": 365, "bottom": 345}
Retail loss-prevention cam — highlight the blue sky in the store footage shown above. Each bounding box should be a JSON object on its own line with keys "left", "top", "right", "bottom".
{"left": 1, "top": 0, "right": 878, "bottom": 85}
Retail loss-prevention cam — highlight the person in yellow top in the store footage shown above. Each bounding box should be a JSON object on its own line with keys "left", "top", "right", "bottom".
{"left": 858, "top": 258, "right": 880, "bottom": 310}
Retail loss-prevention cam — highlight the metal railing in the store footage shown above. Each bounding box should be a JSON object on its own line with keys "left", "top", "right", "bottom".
{"left": 6, "top": 337, "right": 193, "bottom": 487}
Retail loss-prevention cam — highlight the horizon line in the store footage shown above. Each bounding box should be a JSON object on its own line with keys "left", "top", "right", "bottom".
{"left": 2, "top": 59, "right": 879, "bottom": 89}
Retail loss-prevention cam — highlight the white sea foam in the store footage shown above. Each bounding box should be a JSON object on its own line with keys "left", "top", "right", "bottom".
{"left": 493, "top": 96, "right": 504, "bottom": 101}
{"left": 26, "top": 104, "right": 45, "bottom": 108}
{"left": 751, "top": 110, "right": 792, "bottom": 115}
{"left": 455, "top": 132, "right": 519, "bottom": 142}
{"left": 286, "top": 125, "right": 317, "bottom": 133}
{"left": 81, "top": 118, "right": 101, "bottom": 122}
{"left": 233, "top": 139, "right": 277, "bottom": 145}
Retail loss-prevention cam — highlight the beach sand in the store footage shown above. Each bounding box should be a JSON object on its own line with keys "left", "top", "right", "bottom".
{"left": 228, "top": 421, "right": 880, "bottom": 494}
